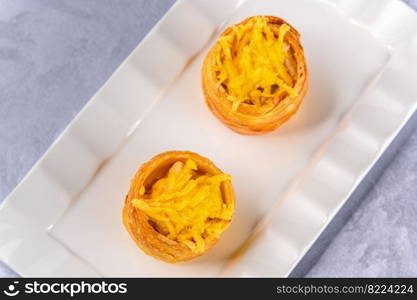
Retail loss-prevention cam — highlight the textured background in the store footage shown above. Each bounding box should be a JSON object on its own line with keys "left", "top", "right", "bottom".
{"left": 0, "top": 0, "right": 416, "bottom": 277}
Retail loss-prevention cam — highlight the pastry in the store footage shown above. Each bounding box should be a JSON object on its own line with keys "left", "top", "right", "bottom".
{"left": 202, "top": 15, "right": 308, "bottom": 134}
{"left": 123, "top": 150, "right": 235, "bottom": 263}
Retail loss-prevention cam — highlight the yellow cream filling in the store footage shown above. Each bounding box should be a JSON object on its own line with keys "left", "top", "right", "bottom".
{"left": 214, "top": 16, "right": 297, "bottom": 111}
{"left": 132, "top": 159, "right": 233, "bottom": 254}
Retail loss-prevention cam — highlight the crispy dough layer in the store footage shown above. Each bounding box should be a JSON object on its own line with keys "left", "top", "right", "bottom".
{"left": 122, "top": 151, "right": 235, "bottom": 263}
{"left": 201, "top": 16, "right": 308, "bottom": 135}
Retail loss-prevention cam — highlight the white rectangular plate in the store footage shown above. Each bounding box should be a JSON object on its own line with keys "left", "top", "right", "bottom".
{"left": 1, "top": 0, "right": 416, "bottom": 277}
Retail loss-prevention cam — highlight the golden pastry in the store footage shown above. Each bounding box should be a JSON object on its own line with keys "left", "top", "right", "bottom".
{"left": 202, "top": 15, "right": 308, "bottom": 134}
{"left": 123, "top": 151, "right": 235, "bottom": 263}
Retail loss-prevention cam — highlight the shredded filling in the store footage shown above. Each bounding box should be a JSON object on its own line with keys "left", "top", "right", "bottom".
{"left": 214, "top": 16, "right": 298, "bottom": 111}
{"left": 133, "top": 159, "right": 233, "bottom": 254}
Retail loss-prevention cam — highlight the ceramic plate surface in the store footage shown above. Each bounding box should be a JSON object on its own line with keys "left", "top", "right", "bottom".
{"left": 1, "top": 0, "right": 417, "bottom": 277}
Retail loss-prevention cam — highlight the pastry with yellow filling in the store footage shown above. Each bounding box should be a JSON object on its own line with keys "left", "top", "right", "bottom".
{"left": 202, "top": 15, "right": 308, "bottom": 134}
{"left": 122, "top": 151, "right": 235, "bottom": 263}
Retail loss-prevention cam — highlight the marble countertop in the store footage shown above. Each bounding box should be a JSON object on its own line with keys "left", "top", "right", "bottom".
{"left": 0, "top": 0, "right": 416, "bottom": 277}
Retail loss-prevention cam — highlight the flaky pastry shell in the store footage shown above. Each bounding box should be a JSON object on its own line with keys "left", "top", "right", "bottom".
{"left": 202, "top": 16, "right": 308, "bottom": 135}
{"left": 122, "top": 150, "right": 235, "bottom": 263}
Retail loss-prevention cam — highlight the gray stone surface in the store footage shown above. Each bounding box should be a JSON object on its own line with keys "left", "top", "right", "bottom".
{"left": 306, "top": 128, "right": 417, "bottom": 277}
{"left": 0, "top": 0, "right": 416, "bottom": 277}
